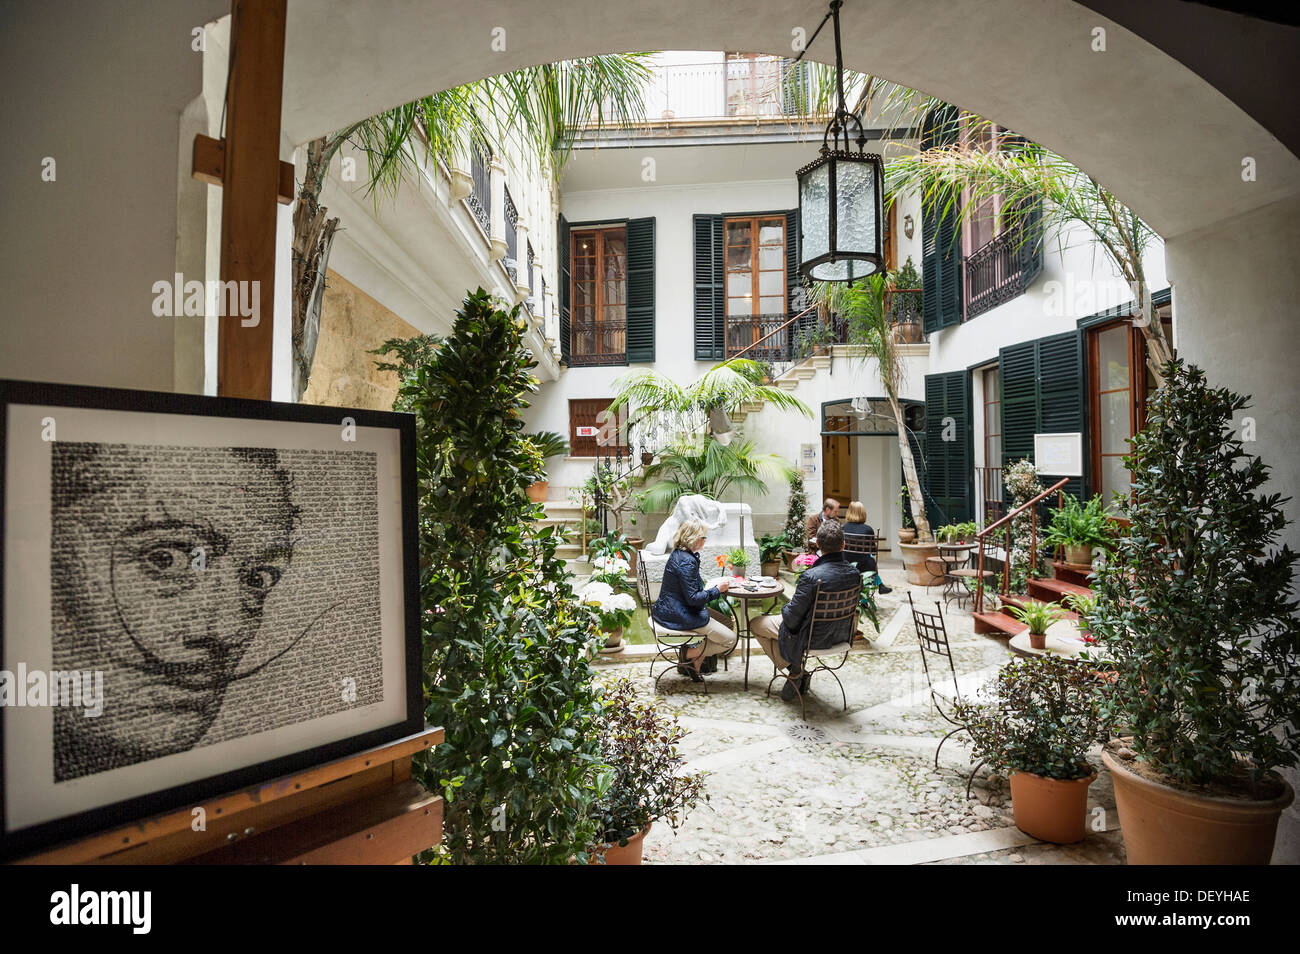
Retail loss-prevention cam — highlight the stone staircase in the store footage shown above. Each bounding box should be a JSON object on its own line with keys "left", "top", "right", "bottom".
{"left": 532, "top": 500, "right": 590, "bottom": 570}
{"left": 972, "top": 560, "right": 1094, "bottom": 637}
{"left": 729, "top": 353, "right": 830, "bottom": 426}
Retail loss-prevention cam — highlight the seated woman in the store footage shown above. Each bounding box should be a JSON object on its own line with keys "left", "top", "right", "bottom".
{"left": 651, "top": 519, "right": 736, "bottom": 682}
{"left": 842, "top": 500, "right": 892, "bottom": 594}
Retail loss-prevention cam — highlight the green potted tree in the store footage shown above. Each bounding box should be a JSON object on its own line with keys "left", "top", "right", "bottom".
{"left": 524, "top": 430, "right": 569, "bottom": 503}
{"left": 1006, "top": 598, "right": 1062, "bottom": 651}
{"left": 590, "top": 678, "right": 706, "bottom": 864}
{"left": 759, "top": 531, "right": 790, "bottom": 577}
{"left": 1042, "top": 493, "right": 1111, "bottom": 566}
{"left": 784, "top": 473, "right": 810, "bottom": 566}
{"left": 953, "top": 655, "right": 1106, "bottom": 844}
{"left": 1093, "top": 360, "right": 1299, "bottom": 865}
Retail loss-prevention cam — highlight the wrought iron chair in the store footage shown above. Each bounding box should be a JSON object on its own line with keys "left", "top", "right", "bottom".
{"left": 765, "top": 578, "right": 862, "bottom": 719}
{"left": 841, "top": 530, "right": 879, "bottom": 571}
{"left": 907, "top": 592, "right": 985, "bottom": 798}
{"left": 638, "top": 553, "right": 715, "bottom": 693}
{"left": 942, "top": 537, "right": 1000, "bottom": 610}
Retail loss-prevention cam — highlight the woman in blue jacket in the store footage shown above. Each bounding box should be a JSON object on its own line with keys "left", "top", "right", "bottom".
{"left": 652, "top": 519, "right": 735, "bottom": 681}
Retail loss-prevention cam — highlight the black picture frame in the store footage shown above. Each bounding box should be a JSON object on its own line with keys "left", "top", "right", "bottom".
{"left": 0, "top": 379, "right": 424, "bottom": 861}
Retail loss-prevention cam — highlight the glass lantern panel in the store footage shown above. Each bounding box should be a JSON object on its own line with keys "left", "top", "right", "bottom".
{"left": 799, "top": 161, "right": 829, "bottom": 265}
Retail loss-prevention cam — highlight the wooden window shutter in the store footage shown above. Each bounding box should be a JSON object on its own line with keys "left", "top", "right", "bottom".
{"left": 625, "top": 217, "right": 655, "bottom": 362}
{"left": 998, "top": 331, "right": 1085, "bottom": 504}
{"left": 693, "top": 214, "right": 724, "bottom": 360}
{"left": 920, "top": 106, "right": 963, "bottom": 334}
{"left": 923, "top": 370, "right": 973, "bottom": 524}
{"left": 558, "top": 214, "right": 571, "bottom": 365}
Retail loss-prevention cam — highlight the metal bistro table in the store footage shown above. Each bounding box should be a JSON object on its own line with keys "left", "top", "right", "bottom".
{"left": 720, "top": 577, "right": 785, "bottom": 689}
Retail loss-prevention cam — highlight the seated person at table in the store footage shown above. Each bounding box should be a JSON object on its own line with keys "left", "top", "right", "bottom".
{"left": 842, "top": 500, "right": 891, "bottom": 595}
{"left": 652, "top": 520, "right": 735, "bottom": 682}
{"left": 805, "top": 497, "right": 840, "bottom": 551}
{"left": 750, "top": 520, "right": 861, "bottom": 701}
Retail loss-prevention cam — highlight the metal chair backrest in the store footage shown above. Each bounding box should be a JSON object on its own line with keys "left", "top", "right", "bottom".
{"left": 635, "top": 549, "right": 652, "bottom": 607}
{"left": 906, "top": 591, "right": 961, "bottom": 702}
{"left": 799, "top": 578, "right": 863, "bottom": 648}
{"left": 842, "top": 531, "right": 878, "bottom": 559}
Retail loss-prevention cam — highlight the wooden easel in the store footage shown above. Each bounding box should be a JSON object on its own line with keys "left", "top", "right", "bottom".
{"left": 13, "top": 727, "right": 443, "bottom": 865}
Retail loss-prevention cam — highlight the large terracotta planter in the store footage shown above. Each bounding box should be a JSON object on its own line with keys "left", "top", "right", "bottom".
{"left": 526, "top": 479, "right": 548, "bottom": 503}
{"left": 761, "top": 560, "right": 780, "bottom": 577}
{"left": 898, "top": 541, "right": 942, "bottom": 585}
{"left": 1102, "top": 748, "right": 1294, "bottom": 865}
{"left": 595, "top": 825, "right": 651, "bottom": 865}
{"left": 1009, "top": 770, "right": 1096, "bottom": 844}
{"left": 1064, "top": 543, "right": 1093, "bottom": 565}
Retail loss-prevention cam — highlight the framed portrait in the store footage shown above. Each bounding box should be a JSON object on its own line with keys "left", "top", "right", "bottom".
{"left": 0, "top": 380, "right": 423, "bottom": 860}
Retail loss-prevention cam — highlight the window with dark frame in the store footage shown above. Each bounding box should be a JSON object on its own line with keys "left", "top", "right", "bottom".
{"left": 724, "top": 215, "right": 786, "bottom": 355}
{"left": 570, "top": 226, "right": 627, "bottom": 366}
{"left": 568, "top": 398, "right": 627, "bottom": 458}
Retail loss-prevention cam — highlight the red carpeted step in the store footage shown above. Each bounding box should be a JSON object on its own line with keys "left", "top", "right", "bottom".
{"left": 973, "top": 611, "right": 1027, "bottom": 636}
{"left": 1028, "top": 577, "right": 1094, "bottom": 603}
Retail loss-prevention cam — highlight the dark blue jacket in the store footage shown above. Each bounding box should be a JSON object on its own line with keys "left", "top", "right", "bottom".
{"left": 653, "top": 547, "right": 719, "bottom": 630}
{"left": 779, "top": 551, "right": 862, "bottom": 665}
{"left": 842, "top": 521, "right": 878, "bottom": 574}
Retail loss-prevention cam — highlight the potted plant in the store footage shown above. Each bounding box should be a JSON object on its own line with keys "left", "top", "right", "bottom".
{"left": 524, "top": 430, "right": 569, "bottom": 503}
{"left": 759, "top": 531, "right": 789, "bottom": 577}
{"left": 1042, "top": 493, "right": 1111, "bottom": 566}
{"left": 1006, "top": 598, "right": 1062, "bottom": 651}
{"left": 715, "top": 547, "right": 749, "bottom": 578}
{"left": 953, "top": 655, "right": 1106, "bottom": 844}
{"left": 1062, "top": 592, "right": 1098, "bottom": 644}
{"left": 590, "top": 677, "right": 706, "bottom": 864}
{"left": 783, "top": 473, "right": 809, "bottom": 567}
{"left": 1092, "top": 360, "right": 1299, "bottom": 865}
{"left": 577, "top": 580, "right": 637, "bottom": 654}
{"left": 589, "top": 532, "right": 635, "bottom": 581}
{"left": 936, "top": 521, "right": 977, "bottom": 544}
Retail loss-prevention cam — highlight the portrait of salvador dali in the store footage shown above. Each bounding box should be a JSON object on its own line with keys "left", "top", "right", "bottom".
{"left": 47, "top": 441, "right": 385, "bottom": 782}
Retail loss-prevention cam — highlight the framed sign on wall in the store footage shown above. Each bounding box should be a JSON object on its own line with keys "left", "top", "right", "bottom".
{"left": 0, "top": 380, "right": 423, "bottom": 860}
{"left": 1034, "top": 432, "right": 1084, "bottom": 477}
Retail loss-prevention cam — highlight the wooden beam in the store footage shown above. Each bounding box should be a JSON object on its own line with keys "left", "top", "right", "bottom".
{"left": 216, "top": 0, "right": 288, "bottom": 400}
{"left": 192, "top": 133, "right": 295, "bottom": 204}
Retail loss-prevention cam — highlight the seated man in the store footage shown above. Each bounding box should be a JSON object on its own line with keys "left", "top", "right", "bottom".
{"left": 751, "top": 519, "right": 861, "bottom": 702}
{"left": 804, "top": 497, "right": 840, "bottom": 551}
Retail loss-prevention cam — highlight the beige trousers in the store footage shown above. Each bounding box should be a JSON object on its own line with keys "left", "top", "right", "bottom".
{"left": 749, "top": 614, "right": 791, "bottom": 669}
{"left": 690, "top": 611, "right": 736, "bottom": 656}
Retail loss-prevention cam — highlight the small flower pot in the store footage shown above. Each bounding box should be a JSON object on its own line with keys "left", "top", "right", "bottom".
{"left": 1009, "top": 769, "right": 1096, "bottom": 844}
{"left": 599, "top": 626, "right": 625, "bottom": 654}
{"left": 897, "top": 528, "right": 916, "bottom": 544}
{"left": 761, "top": 560, "right": 780, "bottom": 577}
{"left": 1064, "top": 543, "right": 1093, "bottom": 566}
{"left": 1028, "top": 631, "right": 1047, "bottom": 650}
{"left": 593, "top": 825, "right": 651, "bottom": 865}
{"left": 526, "top": 479, "right": 548, "bottom": 503}
{"left": 641, "top": 451, "right": 654, "bottom": 467}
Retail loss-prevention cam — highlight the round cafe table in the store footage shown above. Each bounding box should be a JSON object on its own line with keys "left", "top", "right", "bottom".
{"left": 719, "top": 577, "right": 785, "bottom": 689}
{"left": 1009, "top": 618, "right": 1091, "bottom": 659}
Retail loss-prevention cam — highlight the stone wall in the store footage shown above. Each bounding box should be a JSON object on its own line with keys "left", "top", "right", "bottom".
{"left": 301, "top": 269, "right": 422, "bottom": 411}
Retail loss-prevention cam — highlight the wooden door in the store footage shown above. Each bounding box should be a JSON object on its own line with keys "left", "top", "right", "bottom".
{"left": 821, "top": 433, "right": 853, "bottom": 507}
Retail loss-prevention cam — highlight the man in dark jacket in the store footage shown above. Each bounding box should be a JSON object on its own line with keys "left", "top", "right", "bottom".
{"left": 751, "top": 519, "right": 862, "bottom": 701}
{"left": 804, "top": 497, "right": 840, "bottom": 550}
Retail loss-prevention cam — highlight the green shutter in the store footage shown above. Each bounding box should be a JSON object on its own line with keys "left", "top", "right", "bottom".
{"left": 924, "top": 370, "right": 973, "bottom": 524}
{"left": 998, "top": 331, "right": 1085, "bottom": 503}
{"left": 558, "top": 214, "right": 571, "bottom": 366}
{"left": 920, "top": 106, "right": 963, "bottom": 334}
{"left": 625, "top": 217, "right": 655, "bottom": 362}
{"left": 693, "top": 214, "right": 724, "bottom": 360}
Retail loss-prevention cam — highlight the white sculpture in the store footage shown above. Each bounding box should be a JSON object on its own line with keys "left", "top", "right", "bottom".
{"left": 645, "top": 494, "right": 728, "bottom": 555}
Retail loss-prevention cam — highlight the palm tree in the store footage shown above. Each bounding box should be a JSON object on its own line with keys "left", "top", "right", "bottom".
{"left": 292, "top": 55, "right": 653, "bottom": 399}
{"left": 812, "top": 272, "right": 933, "bottom": 542}
{"left": 883, "top": 110, "right": 1173, "bottom": 383}
{"left": 638, "top": 437, "right": 800, "bottom": 514}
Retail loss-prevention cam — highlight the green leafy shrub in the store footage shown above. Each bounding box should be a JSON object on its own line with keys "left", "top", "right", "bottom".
{"left": 393, "top": 289, "right": 605, "bottom": 863}
{"left": 1006, "top": 598, "right": 1062, "bottom": 636}
{"left": 759, "top": 530, "right": 791, "bottom": 564}
{"left": 525, "top": 430, "right": 570, "bottom": 460}
{"left": 1042, "top": 493, "right": 1111, "bottom": 551}
{"left": 953, "top": 656, "right": 1106, "bottom": 780}
{"left": 1091, "top": 359, "right": 1300, "bottom": 793}
{"left": 590, "top": 677, "right": 706, "bottom": 852}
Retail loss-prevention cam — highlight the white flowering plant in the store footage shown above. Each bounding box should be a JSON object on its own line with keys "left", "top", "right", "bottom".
{"left": 577, "top": 580, "right": 638, "bottom": 631}
{"left": 589, "top": 554, "right": 632, "bottom": 588}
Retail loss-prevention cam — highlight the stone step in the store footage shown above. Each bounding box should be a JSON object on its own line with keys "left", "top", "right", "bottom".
{"left": 792, "top": 366, "right": 817, "bottom": 380}
{"left": 776, "top": 378, "right": 800, "bottom": 391}
{"left": 740, "top": 400, "right": 765, "bottom": 413}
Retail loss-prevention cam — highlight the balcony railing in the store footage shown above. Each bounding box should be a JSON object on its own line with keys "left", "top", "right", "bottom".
{"left": 570, "top": 319, "right": 627, "bottom": 367}
{"left": 964, "top": 228, "right": 1025, "bottom": 321}
{"left": 975, "top": 465, "right": 1006, "bottom": 526}
{"left": 503, "top": 186, "right": 519, "bottom": 282}
{"left": 593, "top": 59, "right": 817, "bottom": 123}
{"left": 466, "top": 146, "right": 490, "bottom": 235}
{"left": 886, "top": 287, "right": 923, "bottom": 343}
{"left": 725, "top": 313, "right": 792, "bottom": 361}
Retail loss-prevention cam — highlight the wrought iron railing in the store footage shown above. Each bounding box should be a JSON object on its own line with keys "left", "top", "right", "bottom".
{"left": 569, "top": 319, "right": 627, "bottom": 366}
{"left": 725, "top": 313, "right": 792, "bottom": 361}
{"left": 964, "top": 228, "right": 1024, "bottom": 320}
{"left": 503, "top": 186, "right": 519, "bottom": 282}
{"left": 973, "top": 477, "right": 1069, "bottom": 614}
{"left": 886, "top": 287, "right": 924, "bottom": 343}
{"left": 466, "top": 146, "right": 490, "bottom": 235}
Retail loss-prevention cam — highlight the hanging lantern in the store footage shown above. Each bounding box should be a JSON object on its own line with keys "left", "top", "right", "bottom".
{"left": 797, "top": 0, "right": 885, "bottom": 284}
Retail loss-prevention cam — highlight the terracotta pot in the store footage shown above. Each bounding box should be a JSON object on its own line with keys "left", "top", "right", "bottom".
{"left": 526, "top": 479, "right": 548, "bottom": 503}
{"left": 761, "top": 560, "right": 780, "bottom": 577}
{"left": 784, "top": 550, "right": 799, "bottom": 570}
{"left": 596, "top": 825, "right": 651, "bottom": 865}
{"left": 1064, "top": 543, "right": 1093, "bottom": 566}
{"left": 1029, "top": 631, "right": 1047, "bottom": 650}
{"left": 897, "top": 528, "right": 916, "bottom": 544}
{"left": 898, "top": 541, "right": 942, "bottom": 585}
{"left": 1102, "top": 748, "right": 1295, "bottom": 865}
{"left": 641, "top": 451, "right": 654, "bottom": 467}
{"left": 1009, "top": 770, "right": 1096, "bottom": 844}
{"left": 599, "top": 626, "right": 625, "bottom": 654}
